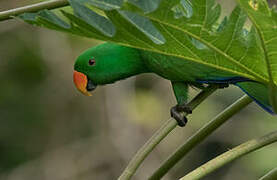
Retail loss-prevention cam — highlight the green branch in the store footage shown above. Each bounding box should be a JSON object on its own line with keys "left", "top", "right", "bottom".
{"left": 259, "top": 167, "right": 277, "bottom": 180}
{"left": 118, "top": 85, "right": 217, "bottom": 180}
{"left": 149, "top": 95, "right": 252, "bottom": 179}
{"left": 0, "top": 0, "right": 69, "bottom": 21}
{"left": 118, "top": 118, "right": 177, "bottom": 180}
{"left": 180, "top": 130, "right": 277, "bottom": 180}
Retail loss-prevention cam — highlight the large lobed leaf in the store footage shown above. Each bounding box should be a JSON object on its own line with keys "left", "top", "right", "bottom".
{"left": 125, "top": 0, "right": 268, "bottom": 82}
{"left": 236, "top": 0, "right": 277, "bottom": 112}
{"left": 19, "top": 0, "right": 276, "bottom": 94}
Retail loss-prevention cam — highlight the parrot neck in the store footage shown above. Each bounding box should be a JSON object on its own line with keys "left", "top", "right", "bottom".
{"left": 106, "top": 56, "right": 148, "bottom": 84}
{"left": 91, "top": 45, "right": 150, "bottom": 85}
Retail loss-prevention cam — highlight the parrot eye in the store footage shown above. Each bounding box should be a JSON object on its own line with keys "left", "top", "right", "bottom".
{"left": 88, "top": 58, "right": 96, "bottom": 66}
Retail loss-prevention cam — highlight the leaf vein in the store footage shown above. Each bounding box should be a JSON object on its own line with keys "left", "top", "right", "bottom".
{"left": 144, "top": 16, "right": 267, "bottom": 83}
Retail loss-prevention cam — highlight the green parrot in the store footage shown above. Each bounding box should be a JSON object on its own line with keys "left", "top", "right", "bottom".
{"left": 73, "top": 43, "right": 274, "bottom": 126}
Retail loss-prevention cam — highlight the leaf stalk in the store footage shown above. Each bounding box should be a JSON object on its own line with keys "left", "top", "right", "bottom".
{"left": 259, "top": 167, "right": 277, "bottom": 180}
{"left": 180, "top": 130, "right": 277, "bottom": 180}
{"left": 149, "top": 95, "right": 252, "bottom": 179}
{"left": 0, "top": 0, "right": 69, "bottom": 21}
{"left": 118, "top": 85, "right": 217, "bottom": 180}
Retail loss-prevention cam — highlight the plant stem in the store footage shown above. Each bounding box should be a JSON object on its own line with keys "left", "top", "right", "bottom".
{"left": 118, "top": 86, "right": 217, "bottom": 180}
{"left": 149, "top": 95, "right": 252, "bottom": 179}
{"left": 180, "top": 130, "right": 277, "bottom": 180}
{"left": 259, "top": 167, "right": 277, "bottom": 180}
{"left": 0, "top": 0, "right": 69, "bottom": 21}
{"left": 118, "top": 118, "right": 177, "bottom": 180}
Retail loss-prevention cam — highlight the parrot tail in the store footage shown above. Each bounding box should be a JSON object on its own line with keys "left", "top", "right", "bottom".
{"left": 196, "top": 77, "right": 275, "bottom": 114}
{"left": 235, "top": 81, "right": 275, "bottom": 114}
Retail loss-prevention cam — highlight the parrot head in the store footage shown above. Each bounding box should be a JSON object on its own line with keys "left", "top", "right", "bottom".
{"left": 73, "top": 43, "right": 147, "bottom": 96}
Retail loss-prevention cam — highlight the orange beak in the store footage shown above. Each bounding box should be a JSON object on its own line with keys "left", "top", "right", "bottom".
{"left": 73, "top": 70, "right": 92, "bottom": 96}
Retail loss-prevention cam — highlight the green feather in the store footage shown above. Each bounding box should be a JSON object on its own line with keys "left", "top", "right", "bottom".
{"left": 74, "top": 42, "right": 275, "bottom": 114}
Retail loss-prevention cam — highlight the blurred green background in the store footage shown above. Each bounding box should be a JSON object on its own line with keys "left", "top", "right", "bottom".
{"left": 0, "top": 1, "right": 277, "bottom": 179}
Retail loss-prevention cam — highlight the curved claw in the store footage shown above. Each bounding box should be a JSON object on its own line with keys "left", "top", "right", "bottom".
{"left": 170, "top": 106, "right": 188, "bottom": 127}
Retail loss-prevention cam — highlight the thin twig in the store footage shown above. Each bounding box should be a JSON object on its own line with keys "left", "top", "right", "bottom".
{"left": 118, "top": 85, "right": 217, "bottom": 180}
{"left": 149, "top": 95, "right": 252, "bottom": 179}
{"left": 180, "top": 130, "right": 277, "bottom": 180}
{"left": 0, "top": 0, "right": 69, "bottom": 21}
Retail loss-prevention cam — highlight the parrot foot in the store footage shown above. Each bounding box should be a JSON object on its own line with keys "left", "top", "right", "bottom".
{"left": 170, "top": 104, "right": 192, "bottom": 127}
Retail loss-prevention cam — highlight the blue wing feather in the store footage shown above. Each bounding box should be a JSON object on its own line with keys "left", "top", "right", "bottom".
{"left": 196, "top": 77, "right": 275, "bottom": 115}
